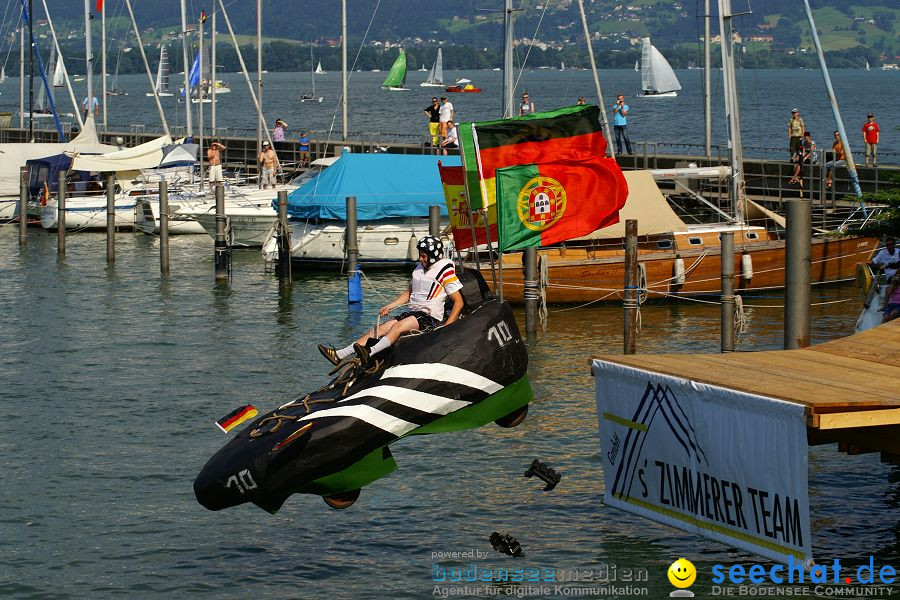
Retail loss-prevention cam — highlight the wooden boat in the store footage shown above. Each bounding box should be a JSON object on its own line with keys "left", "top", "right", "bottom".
{"left": 473, "top": 170, "right": 878, "bottom": 303}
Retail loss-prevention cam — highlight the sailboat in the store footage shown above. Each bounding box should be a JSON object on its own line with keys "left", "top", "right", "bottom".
{"left": 560, "top": 61, "right": 565, "bottom": 71}
{"left": 106, "top": 48, "right": 128, "bottom": 96}
{"left": 865, "top": 60, "right": 871, "bottom": 71}
{"left": 301, "top": 45, "right": 324, "bottom": 102}
{"left": 382, "top": 49, "right": 410, "bottom": 91}
{"left": 420, "top": 48, "right": 444, "bottom": 87}
{"left": 147, "top": 44, "right": 173, "bottom": 97}
{"left": 52, "top": 51, "right": 65, "bottom": 87}
{"left": 639, "top": 37, "right": 681, "bottom": 97}
{"left": 26, "top": 46, "right": 57, "bottom": 118}
{"left": 634, "top": 60, "right": 639, "bottom": 72}
{"left": 315, "top": 60, "right": 325, "bottom": 75}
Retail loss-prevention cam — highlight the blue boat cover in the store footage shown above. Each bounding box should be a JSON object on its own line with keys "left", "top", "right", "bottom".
{"left": 282, "top": 153, "right": 461, "bottom": 220}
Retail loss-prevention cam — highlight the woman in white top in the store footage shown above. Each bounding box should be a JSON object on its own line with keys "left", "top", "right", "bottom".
{"left": 519, "top": 92, "right": 535, "bottom": 116}
{"left": 319, "top": 236, "right": 464, "bottom": 366}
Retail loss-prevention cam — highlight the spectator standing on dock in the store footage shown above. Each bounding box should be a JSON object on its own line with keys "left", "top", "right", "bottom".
{"left": 424, "top": 97, "right": 441, "bottom": 147}
{"left": 789, "top": 131, "right": 815, "bottom": 185}
{"left": 258, "top": 141, "right": 279, "bottom": 189}
{"left": 298, "top": 132, "right": 310, "bottom": 168}
{"left": 871, "top": 236, "right": 899, "bottom": 280}
{"left": 207, "top": 141, "right": 225, "bottom": 190}
{"left": 612, "top": 94, "right": 633, "bottom": 155}
{"left": 576, "top": 96, "right": 586, "bottom": 105}
{"left": 824, "top": 131, "right": 845, "bottom": 189}
{"left": 82, "top": 95, "right": 99, "bottom": 118}
{"left": 519, "top": 92, "right": 535, "bottom": 116}
{"left": 439, "top": 96, "right": 454, "bottom": 141}
{"left": 272, "top": 119, "right": 287, "bottom": 142}
{"left": 788, "top": 109, "right": 805, "bottom": 159}
{"left": 862, "top": 113, "right": 880, "bottom": 167}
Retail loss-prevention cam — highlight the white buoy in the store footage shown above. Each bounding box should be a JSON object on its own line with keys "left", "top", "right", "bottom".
{"left": 407, "top": 234, "right": 418, "bottom": 261}
{"left": 741, "top": 251, "right": 753, "bottom": 280}
{"left": 673, "top": 254, "right": 686, "bottom": 285}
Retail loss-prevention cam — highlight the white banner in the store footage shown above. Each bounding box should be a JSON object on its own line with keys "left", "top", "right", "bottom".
{"left": 593, "top": 359, "right": 812, "bottom": 564}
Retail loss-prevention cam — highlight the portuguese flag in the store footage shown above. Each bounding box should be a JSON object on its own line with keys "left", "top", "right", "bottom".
{"left": 495, "top": 158, "right": 627, "bottom": 251}
{"left": 458, "top": 104, "right": 609, "bottom": 212}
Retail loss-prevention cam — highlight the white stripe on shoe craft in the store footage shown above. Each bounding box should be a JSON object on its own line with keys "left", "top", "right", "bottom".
{"left": 380, "top": 364, "right": 503, "bottom": 394}
{"left": 299, "top": 404, "right": 419, "bottom": 436}
{"left": 340, "top": 385, "right": 470, "bottom": 414}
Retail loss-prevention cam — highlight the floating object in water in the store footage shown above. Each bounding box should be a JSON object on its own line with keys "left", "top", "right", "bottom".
{"left": 194, "top": 269, "right": 532, "bottom": 512}
{"left": 489, "top": 532, "right": 524, "bottom": 557}
{"left": 524, "top": 459, "right": 560, "bottom": 491}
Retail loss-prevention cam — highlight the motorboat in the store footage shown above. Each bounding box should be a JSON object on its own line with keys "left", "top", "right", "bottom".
{"left": 445, "top": 78, "right": 481, "bottom": 93}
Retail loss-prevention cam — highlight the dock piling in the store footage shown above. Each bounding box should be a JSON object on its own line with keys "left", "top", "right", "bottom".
{"left": 18, "top": 167, "right": 27, "bottom": 246}
{"left": 214, "top": 182, "right": 230, "bottom": 282}
{"left": 524, "top": 246, "right": 538, "bottom": 335}
{"left": 276, "top": 190, "right": 292, "bottom": 283}
{"left": 721, "top": 231, "right": 735, "bottom": 352}
{"left": 346, "top": 196, "right": 361, "bottom": 303}
{"left": 429, "top": 205, "right": 440, "bottom": 237}
{"left": 106, "top": 173, "right": 115, "bottom": 264}
{"left": 624, "top": 219, "right": 638, "bottom": 355}
{"left": 784, "top": 199, "right": 811, "bottom": 349}
{"left": 57, "top": 170, "right": 66, "bottom": 257}
{"left": 159, "top": 180, "right": 169, "bottom": 274}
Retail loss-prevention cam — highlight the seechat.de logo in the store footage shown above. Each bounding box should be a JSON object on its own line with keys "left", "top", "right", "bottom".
{"left": 668, "top": 558, "right": 697, "bottom": 597}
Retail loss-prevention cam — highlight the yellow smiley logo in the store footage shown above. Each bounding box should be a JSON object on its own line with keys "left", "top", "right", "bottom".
{"left": 668, "top": 558, "right": 696, "bottom": 588}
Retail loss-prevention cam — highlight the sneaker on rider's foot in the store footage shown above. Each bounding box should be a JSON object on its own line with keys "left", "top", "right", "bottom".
{"left": 318, "top": 344, "right": 341, "bottom": 366}
{"left": 353, "top": 343, "right": 371, "bottom": 366}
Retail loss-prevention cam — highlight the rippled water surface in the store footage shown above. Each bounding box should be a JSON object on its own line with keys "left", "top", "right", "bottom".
{"left": 0, "top": 229, "right": 897, "bottom": 599}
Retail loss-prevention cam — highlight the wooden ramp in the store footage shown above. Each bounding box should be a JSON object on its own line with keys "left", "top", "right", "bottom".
{"left": 593, "top": 320, "right": 900, "bottom": 460}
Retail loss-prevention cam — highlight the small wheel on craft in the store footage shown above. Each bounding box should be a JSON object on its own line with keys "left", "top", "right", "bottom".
{"left": 323, "top": 488, "right": 361, "bottom": 509}
{"left": 495, "top": 404, "right": 528, "bottom": 428}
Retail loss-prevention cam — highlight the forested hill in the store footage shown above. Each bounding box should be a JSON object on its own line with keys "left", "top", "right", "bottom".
{"left": 17, "top": 0, "right": 900, "bottom": 70}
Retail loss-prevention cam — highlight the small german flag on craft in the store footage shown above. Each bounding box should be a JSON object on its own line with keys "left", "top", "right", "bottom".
{"left": 216, "top": 405, "right": 258, "bottom": 434}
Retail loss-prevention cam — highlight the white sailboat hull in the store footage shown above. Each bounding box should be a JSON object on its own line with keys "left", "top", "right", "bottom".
{"left": 279, "top": 218, "right": 449, "bottom": 268}
{"left": 40, "top": 194, "right": 138, "bottom": 230}
{"left": 638, "top": 91, "right": 678, "bottom": 98}
{"left": 191, "top": 207, "right": 277, "bottom": 248}
{"left": 419, "top": 83, "right": 444, "bottom": 87}
{"left": 134, "top": 193, "right": 206, "bottom": 235}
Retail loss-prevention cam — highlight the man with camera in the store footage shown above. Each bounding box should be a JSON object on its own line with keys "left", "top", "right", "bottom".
{"left": 612, "top": 94, "right": 633, "bottom": 155}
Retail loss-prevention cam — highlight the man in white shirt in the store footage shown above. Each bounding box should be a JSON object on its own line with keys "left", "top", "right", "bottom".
{"left": 439, "top": 96, "right": 454, "bottom": 140}
{"left": 441, "top": 120, "right": 458, "bottom": 155}
{"left": 319, "top": 236, "right": 464, "bottom": 366}
{"left": 871, "top": 236, "right": 899, "bottom": 279}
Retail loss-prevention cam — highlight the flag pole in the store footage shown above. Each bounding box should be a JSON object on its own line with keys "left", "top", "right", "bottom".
{"left": 453, "top": 155, "right": 482, "bottom": 271}
{"left": 471, "top": 124, "right": 502, "bottom": 300}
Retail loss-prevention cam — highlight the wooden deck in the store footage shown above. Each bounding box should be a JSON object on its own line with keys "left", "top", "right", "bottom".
{"left": 593, "top": 320, "right": 900, "bottom": 459}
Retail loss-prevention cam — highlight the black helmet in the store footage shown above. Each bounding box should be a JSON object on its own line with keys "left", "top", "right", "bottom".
{"left": 416, "top": 236, "right": 443, "bottom": 266}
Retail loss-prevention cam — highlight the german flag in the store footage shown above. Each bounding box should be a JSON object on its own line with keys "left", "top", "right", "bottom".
{"left": 458, "top": 105, "right": 608, "bottom": 213}
{"left": 216, "top": 405, "right": 258, "bottom": 434}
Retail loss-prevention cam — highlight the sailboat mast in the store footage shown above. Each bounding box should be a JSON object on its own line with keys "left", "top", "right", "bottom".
{"left": 801, "top": 0, "right": 862, "bottom": 198}
{"left": 28, "top": 0, "right": 33, "bottom": 139}
{"left": 123, "top": 0, "right": 169, "bottom": 136}
{"left": 256, "top": 0, "right": 262, "bottom": 152}
{"left": 84, "top": 0, "right": 93, "bottom": 122}
{"left": 101, "top": 0, "right": 106, "bottom": 127}
{"left": 576, "top": 0, "right": 614, "bottom": 158}
{"left": 342, "top": 0, "right": 348, "bottom": 141}
{"left": 704, "top": 0, "right": 711, "bottom": 157}
{"left": 19, "top": 25, "right": 23, "bottom": 128}
{"left": 198, "top": 12, "right": 205, "bottom": 188}
{"left": 40, "top": 0, "right": 85, "bottom": 128}
{"left": 180, "top": 0, "right": 192, "bottom": 137}
{"left": 211, "top": 9, "right": 216, "bottom": 132}
{"left": 717, "top": 0, "right": 745, "bottom": 223}
{"left": 502, "top": 0, "right": 514, "bottom": 118}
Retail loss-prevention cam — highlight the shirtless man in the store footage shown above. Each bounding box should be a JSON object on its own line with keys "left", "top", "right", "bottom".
{"left": 207, "top": 141, "right": 225, "bottom": 190}
{"left": 258, "top": 141, "right": 279, "bottom": 189}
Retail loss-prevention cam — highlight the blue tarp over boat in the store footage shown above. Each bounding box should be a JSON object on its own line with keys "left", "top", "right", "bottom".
{"left": 282, "top": 153, "right": 460, "bottom": 220}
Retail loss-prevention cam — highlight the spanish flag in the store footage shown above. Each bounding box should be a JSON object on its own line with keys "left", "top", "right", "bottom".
{"left": 438, "top": 161, "right": 497, "bottom": 251}
{"left": 216, "top": 405, "right": 258, "bottom": 434}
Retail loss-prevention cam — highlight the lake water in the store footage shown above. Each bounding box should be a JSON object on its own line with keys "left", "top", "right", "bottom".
{"left": 1, "top": 227, "right": 897, "bottom": 599}
{"left": 4, "top": 68, "right": 898, "bottom": 157}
